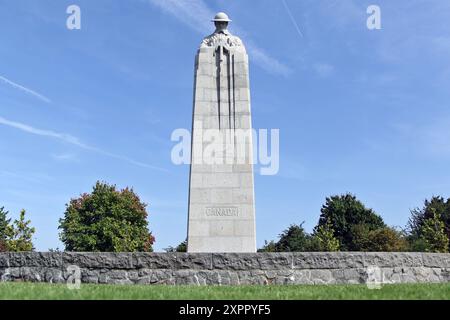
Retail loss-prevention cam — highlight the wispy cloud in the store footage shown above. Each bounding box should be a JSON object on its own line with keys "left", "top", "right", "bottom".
{"left": 0, "top": 170, "right": 54, "bottom": 184}
{"left": 0, "top": 116, "right": 168, "bottom": 172}
{"left": 392, "top": 116, "right": 450, "bottom": 158}
{"left": 51, "top": 153, "right": 79, "bottom": 162}
{"left": 146, "top": 0, "right": 291, "bottom": 76}
{"left": 0, "top": 75, "right": 51, "bottom": 103}
{"left": 313, "top": 63, "right": 335, "bottom": 78}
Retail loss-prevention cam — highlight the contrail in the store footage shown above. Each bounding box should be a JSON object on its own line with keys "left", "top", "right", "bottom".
{"left": 0, "top": 75, "right": 51, "bottom": 103}
{"left": 281, "top": 0, "right": 304, "bottom": 38}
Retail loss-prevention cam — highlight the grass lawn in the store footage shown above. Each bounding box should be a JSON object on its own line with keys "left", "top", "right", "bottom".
{"left": 0, "top": 282, "right": 449, "bottom": 300}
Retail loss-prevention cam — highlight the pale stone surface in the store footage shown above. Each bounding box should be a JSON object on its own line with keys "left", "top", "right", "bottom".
{"left": 187, "top": 15, "right": 256, "bottom": 252}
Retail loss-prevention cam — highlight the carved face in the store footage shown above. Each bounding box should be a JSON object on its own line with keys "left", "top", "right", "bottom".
{"left": 214, "top": 21, "right": 228, "bottom": 32}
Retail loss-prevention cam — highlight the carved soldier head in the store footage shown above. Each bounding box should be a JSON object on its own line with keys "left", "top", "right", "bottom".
{"left": 212, "top": 12, "right": 231, "bottom": 33}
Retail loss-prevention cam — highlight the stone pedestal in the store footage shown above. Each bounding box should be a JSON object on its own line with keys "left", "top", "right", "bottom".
{"left": 187, "top": 27, "right": 256, "bottom": 252}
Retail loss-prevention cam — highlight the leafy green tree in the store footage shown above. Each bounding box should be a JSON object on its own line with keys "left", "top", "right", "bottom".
{"left": 7, "top": 209, "right": 35, "bottom": 252}
{"left": 0, "top": 207, "right": 11, "bottom": 252}
{"left": 259, "top": 224, "right": 314, "bottom": 252}
{"left": 408, "top": 238, "right": 428, "bottom": 252}
{"left": 165, "top": 238, "right": 187, "bottom": 252}
{"left": 59, "top": 181, "right": 155, "bottom": 252}
{"left": 419, "top": 210, "right": 449, "bottom": 253}
{"left": 317, "top": 194, "right": 385, "bottom": 250}
{"left": 408, "top": 196, "right": 450, "bottom": 251}
{"left": 258, "top": 240, "right": 278, "bottom": 252}
{"left": 352, "top": 225, "right": 408, "bottom": 252}
{"left": 274, "top": 223, "right": 315, "bottom": 252}
{"left": 312, "top": 219, "right": 340, "bottom": 251}
{"left": 369, "top": 227, "right": 408, "bottom": 252}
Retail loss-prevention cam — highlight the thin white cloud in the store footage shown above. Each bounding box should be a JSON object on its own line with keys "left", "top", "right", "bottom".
{"left": 313, "top": 63, "right": 335, "bottom": 78}
{"left": 0, "top": 116, "right": 168, "bottom": 172}
{"left": 146, "top": 0, "right": 291, "bottom": 76}
{"left": 0, "top": 75, "right": 51, "bottom": 103}
{"left": 51, "top": 153, "right": 79, "bottom": 162}
{"left": 245, "top": 42, "right": 291, "bottom": 76}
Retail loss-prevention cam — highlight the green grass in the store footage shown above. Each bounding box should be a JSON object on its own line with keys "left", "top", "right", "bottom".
{"left": 0, "top": 282, "right": 449, "bottom": 300}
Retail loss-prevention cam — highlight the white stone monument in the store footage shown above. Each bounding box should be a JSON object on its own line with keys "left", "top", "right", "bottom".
{"left": 187, "top": 12, "right": 256, "bottom": 252}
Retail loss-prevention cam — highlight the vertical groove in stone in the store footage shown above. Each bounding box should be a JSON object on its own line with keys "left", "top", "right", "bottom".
{"left": 215, "top": 47, "right": 221, "bottom": 130}
{"left": 227, "top": 51, "right": 232, "bottom": 130}
{"left": 232, "top": 54, "right": 236, "bottom": 132}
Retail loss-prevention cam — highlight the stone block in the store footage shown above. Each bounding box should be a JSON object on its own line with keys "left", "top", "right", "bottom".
{"left": 212, "top": 253, "right": 292, "bottom": 270}
{"left": 234, "top": 220, "right": 256, "bottom": 237}
{"left": 63, "top": 252, "right": 133, "bottom": 269}
{"left": 9, "top": 252, "right": 62, "bottom": 268}
{"left": 293, "top": 252, "right": 365, "bottom": 269}
{"left": 0, "top": 253, "right": 9, "bottom": 267}
{"left": 232, "top": 187, "right": 254, "bottom": 204}
{"left": 211, "top": 188, "right": 233, "bottom": 203}
{"left": 364, "top": 252, "right": 424, "bottom": 268}
{"left": 131, "top": 253, "right": 177, "bottom": 269}
{"left": 189, "top": 236, "right": 254, "bottom": 253}
{"left": 188, "top": 220, "right": 211, "bottom": 237}
{"left": 238, "top": 88, "right": 250, "bottom": 101}
{"left": 189, "top": 188, "right": 211, "bottom": 204}
{"left": 209, "top": 220, "right": 234, "bottom": 237}
{"left": 135, "top": 269, "right": 175, "bottom": 285}
{"left": 173, "top": 253, "right": 212, "bottom": 270}
{"left": 422, "top": 253, "right": 450, "bottom": 268}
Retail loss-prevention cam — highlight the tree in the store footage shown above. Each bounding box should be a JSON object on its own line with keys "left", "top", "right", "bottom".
{"left": 258, "top": 240, "right": 277, "bottom": 252}
{"left": 370, "top": 227, "right": 408, "bottom": 252}
{"left": 312, "top": 219, "right": 340, "bottom": 251}
{"left": 258, "top": 223, "right": 314, "bottom": 252}
{"left": 408, "top": 196, "right": 450, "bottom": 250}
{"left": 273, "top": 223, "right": 315, "bottom": 252}
{"left": 352, "top": 225, "right": 408, "bottom": 252}
{"left": 0, "top": 207, "right": 11, "bottom": 252}
{"left": 165, "top": 238, "right": 187, "bottom": 252}
{"left": 419, "top": 210, "right": 449, "bottom": 253}
{"left": 317, "top": 194, "right": 385, "bottom": 250}
{"left": 7, "top": 209, "right": 35, "bottom": 252}
{"left": 59, "top": 181, "right": 155, "bottom": 252}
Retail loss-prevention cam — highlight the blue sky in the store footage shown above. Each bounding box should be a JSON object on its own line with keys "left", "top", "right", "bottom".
{"left": 1, "top": 0, "right": 450, "bottom": 251}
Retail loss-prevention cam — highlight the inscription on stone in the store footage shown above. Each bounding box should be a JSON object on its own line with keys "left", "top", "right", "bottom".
{"left": 205, "top": 207, "right": 239, "bottom": 217}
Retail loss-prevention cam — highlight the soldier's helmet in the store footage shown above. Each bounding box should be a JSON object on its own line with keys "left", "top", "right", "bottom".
{"left": 211, "top": 12, "right": 232, "bottom": 22}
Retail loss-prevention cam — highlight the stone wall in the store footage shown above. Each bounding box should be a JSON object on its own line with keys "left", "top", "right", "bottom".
{"left": 0, "top": 252, "right": 449, "bottom": 285}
